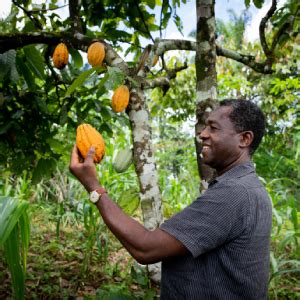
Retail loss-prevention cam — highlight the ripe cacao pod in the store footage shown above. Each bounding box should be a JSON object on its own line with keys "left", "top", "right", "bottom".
{"left": 113, "top": 148, "right": 133, "bottom": 173}
{"left": 76, "top": 124, "right": 105, "bottom": 163}
{"left": 112, "top": 85, "right": 130, "bottom": 113}
{"left": 52, "top": 43, "right": 69, "bottom": 69}
{"left": 87, "top": 42, "right": 105, "bottom": 67}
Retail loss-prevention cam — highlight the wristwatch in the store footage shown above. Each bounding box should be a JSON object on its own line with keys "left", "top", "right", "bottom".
{"left": 89, "top": 187, "right": 107, "bottom": 204}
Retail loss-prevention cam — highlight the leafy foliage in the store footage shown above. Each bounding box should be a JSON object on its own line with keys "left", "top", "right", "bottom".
{"left": 0, "top": 177, "right": 30, "bottom": 300}
{"left": 0, "top": 0, "right": 187, "bottom": 182}
{"left": 0, "top": 0, "right": 299, "bottom": 298}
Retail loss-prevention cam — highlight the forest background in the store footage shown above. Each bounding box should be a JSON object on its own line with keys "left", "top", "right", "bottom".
{"left": 0, "top": 0, "right": 299, "bottom": 299}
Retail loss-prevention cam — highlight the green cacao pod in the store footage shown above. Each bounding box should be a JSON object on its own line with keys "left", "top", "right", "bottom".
{"left": 113, "top": 148, "right": 133, "bottom": 173}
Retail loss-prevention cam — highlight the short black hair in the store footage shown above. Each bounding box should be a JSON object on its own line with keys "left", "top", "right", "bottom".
{"left": 219, "top": 99, "right": 266, "bottom": 155}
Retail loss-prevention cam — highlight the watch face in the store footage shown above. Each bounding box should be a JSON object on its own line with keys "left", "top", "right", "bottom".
{"left": 90, "top": 191, "right": 100, "bottom": 203}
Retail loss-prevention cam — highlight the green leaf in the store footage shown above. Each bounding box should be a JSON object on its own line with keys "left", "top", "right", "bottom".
{"left": 46, "top": 138, "right": 65, "bottom": 154}
{"left": 31, "top": 158, "right": 57, "bottom": 184}
{"left": 0, "top": 196, "right": 29, "bottom": 246}
{"left": 244, "top": 0, "right": 250, "bottom": 8}
{"left": 105, "top": 66, "right": 125, "bottom": 90}
{"left": 253, "top": 0, "right": 264, "bottom": 9}
{"left": 173, "top": 14, "right": 183, "bottom": 35}
{"left": 23, "top": 45, "right": 46, "bottom": 80}
{"left": 16, "top": 56, "right": 36, "bottom": 90}
{"left": 0, "top": 50, "right": 17, "bottom": 81}
{"left": 99, "top": 123, "right": 114, "bottom": 137}
{"left": 98, "top": 105, "right": 112, "bottom": 121}
{"left": 65, "top": 66, "right": 104, "bottom": 97}
{"left": 97, "top": 73, "right": 110, "bottom": 90}
{"left": 117, "top": 188, "right": 140, "bottom": 215}
{"left": 146, "top": 0, "right": 156, "bottom": 10}
{"left": 4, "top": 225, "right": 25, "bottom": 300}
{"left": 59, "top": 104, "right": 68, "bottom": 125}
{"left": 19, "top": 212, "right": 30, "bottom": 272}
{"left": 69, "top": 48, "right": 83, "bottom": 68}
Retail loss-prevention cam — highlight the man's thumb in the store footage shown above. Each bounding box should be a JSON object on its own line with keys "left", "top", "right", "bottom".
{"left": 86, "top": 146, "right": 95, "bottom": 162}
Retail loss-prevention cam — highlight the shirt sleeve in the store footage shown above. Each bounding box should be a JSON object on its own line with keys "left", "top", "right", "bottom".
{"left": 160, "top": 181, "right": 250, "bottom": 258}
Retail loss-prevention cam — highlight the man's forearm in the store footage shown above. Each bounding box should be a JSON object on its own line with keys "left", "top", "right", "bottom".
{"left": 95, "top": 191, "right": 160, "bottom": 264}
{"left": 69, "top": 145, "right": 187, "bottom": 262}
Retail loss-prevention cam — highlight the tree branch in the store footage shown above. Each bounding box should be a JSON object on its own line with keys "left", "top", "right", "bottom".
{"left": 143, "top": 77, "right": 170, "bottom": 89}
{"left": 216, "top": 45, "right": 273, "bottom": 74}
{"left": 143, "top": 62, "right": 188, "bottom": 92}
{"left": 0, "top": 34, "right": 275, "bottom": 75}
{"left": 154, "top": 38, "right": 196, "bottom": 55}
{"left": 12, "top": 0, "right": 43, "bottom": 30}
{"left": 0, "top": 32, "right": 86, "bottom": 53}
{"left": 259, "top": 0, "right": 277, "bottom": 60}
{"left": 154, "top": 39, "right": 274, "bottom": 74}
{"left": 0, "top": 32, "right": 129, "bottom": 74}
{"left": 165, "top": 61, "right": 189, "bottom": 79}
{"left": 69, "top": 0, "right": 83, "bottom": 33}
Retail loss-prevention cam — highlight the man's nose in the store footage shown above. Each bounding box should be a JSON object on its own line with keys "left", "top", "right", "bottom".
{"left": 198, "top": 127, "right": 209, "bottom": 140}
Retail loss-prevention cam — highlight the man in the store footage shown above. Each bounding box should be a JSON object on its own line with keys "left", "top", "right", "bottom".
{"left": 69, "top": 99, "right": 272, "bottom": 299}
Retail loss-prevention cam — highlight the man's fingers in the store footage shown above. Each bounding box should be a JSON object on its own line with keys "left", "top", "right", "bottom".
{"left": 70, "top": 144, "right": 80, "bottom": 166}
{"left": 85, "top": 146, "right": 95, "bottom": 164}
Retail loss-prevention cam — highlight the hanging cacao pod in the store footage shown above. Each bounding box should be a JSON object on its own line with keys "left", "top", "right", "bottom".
{"left": 113, "top": 148, "right": 133, "bottom": 173}
{"left": 76, "top": 124, "right": 105, "bottom": 163}
{"left": 87, "top": 42, "right": 105, "bottom": 67}
{"left": 52, "top": 43, "right": 69, "bottom": 69}
{"left": 112, "top": 85, "right": 130, "bottom": 113}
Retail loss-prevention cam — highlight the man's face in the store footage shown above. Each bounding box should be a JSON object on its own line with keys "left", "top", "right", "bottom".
{"left": 199, "top": 106, "right": 242, "bottom": 171}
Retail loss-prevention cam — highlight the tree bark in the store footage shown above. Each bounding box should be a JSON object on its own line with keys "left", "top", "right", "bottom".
{"left": 195, "top": 0, "right": 218, "bottom": 189}
{"left": 127, "top": 88, "right": 163, "bottom": 282}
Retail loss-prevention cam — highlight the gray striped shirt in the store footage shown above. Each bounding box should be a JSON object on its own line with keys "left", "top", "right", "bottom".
{"left": 160, "top": 161, "right": 272, "bottom": 299}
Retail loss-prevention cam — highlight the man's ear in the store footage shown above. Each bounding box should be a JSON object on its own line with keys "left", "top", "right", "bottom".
{"left": 239, "top": 131, "right": 254, "bottom": 149}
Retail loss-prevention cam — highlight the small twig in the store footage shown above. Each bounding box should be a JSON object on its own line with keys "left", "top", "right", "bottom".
{"left": 133, "top": 0, "right": 155, "bottom": 43}
{"left": 259, "top": 0, "right": 277, "bottom": 58}
{"left": 166, "top": 61, "right": 188, "bottom": 79}
{"left": 28, "top": 4, "right": 69, "bottom": 14}
{"left": 12, "top": 0, "right": 43, "bottom": 30}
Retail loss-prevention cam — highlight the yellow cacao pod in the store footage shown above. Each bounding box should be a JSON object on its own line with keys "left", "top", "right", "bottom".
{"left": 87, "top": 42, "right": 105, "bottom": 67}
{"left": 76, "top": 124, "right": 105, "bottom": 164}
{"left": 52, "top": 43, "right": 69, "bottom": 69}
{"left": 112, "top": 85, "right": 130, "bottom": 113}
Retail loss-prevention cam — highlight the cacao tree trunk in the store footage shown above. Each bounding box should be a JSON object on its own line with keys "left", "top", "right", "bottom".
{"left": 195, "top": 0, "right": 218, "bottom": 190}
{"left": 127, "top": 88, "right": 163, "bottom": 282}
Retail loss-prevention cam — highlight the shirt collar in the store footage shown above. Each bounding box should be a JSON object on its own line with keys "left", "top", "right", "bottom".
{"left": 208, "top": 161, "right": 255, "bottom": 187}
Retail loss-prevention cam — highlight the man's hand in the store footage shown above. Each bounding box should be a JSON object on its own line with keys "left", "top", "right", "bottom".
{"left": 69, "top": 145, "right": 101, "bottom": 192}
